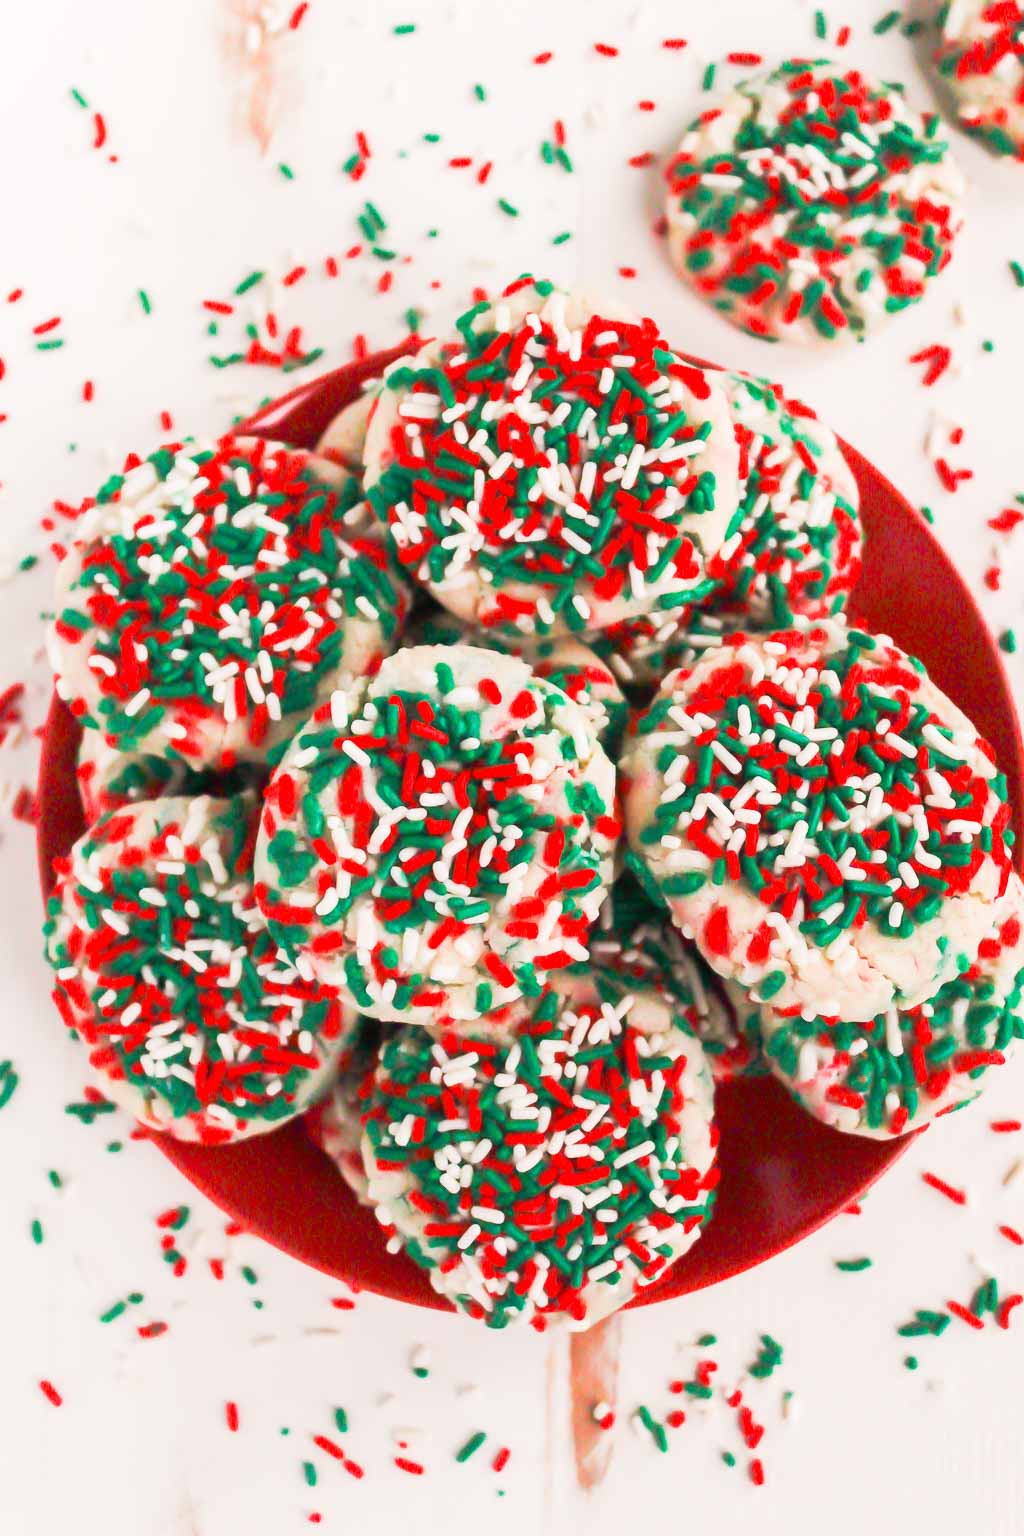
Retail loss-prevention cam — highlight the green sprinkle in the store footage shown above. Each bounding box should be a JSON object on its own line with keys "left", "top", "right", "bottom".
{"left": 999, "top": 629, "right": 1017, "bottom": 654}
{"left": 137, "top": 289, "right": 152, "bottom": 315}
{"left": 722, "top": 1450, "right": 737, "bottom": 1467}
{"left": 497, "top": 198, "right": 519, "bottom": 218}
{"left": 241, "top": 1265, "right": 258, "bottom": 1286}
{"left": 19, "top": 554, "right": 39, "bottom": 572}
{"left": 277, "top": 163, "right": 295, "bottom": 180}
{"left": 920, "top": 504, "right": 935, "bottom": 525}
{"left": 234, "top": 270, "right": 264, "bottom": 295}
{"left": 0, "top": 1061, "right": 19, "bottom": 1111}
{"left": 47, "top": 1170, "right": 62, "bottom": 1189}
{"left": 702, "top": 62, "right": 717, "bottom": 91}
{"left": 70, "top": 87, "right": 89, "bottom": 108}
{"left": 635, "top": 1406, "right": 668, "bottom": 1453}
{"left": 456, "top": 1431, "right": 487, "bottom": 1463}
{"left": 30, "top": 1219, "right": 43, "bottom": 1245}
{"left": 904, "top": 1355, "right": 919, "bottom": 1370}
{"left": 814, "top": 9, "right": 828, "bottom": 39}
{"left": 1011, "top": 261, "right": 1024, "bottom": 289}
{"left": 394, "top": 22, "right": 416, "bottom": 33}
{"left": 412, "top": 1365, "right": 429, "bottom": 1379}
{"left": 423, "top": 133, "right": 441, "bottom": 144}
{"left": 749, "top": 1334, "right": 784, "bottom": 1379}
{"left": 983, "top": 339, "right": 995, "bottom": 353}
{"left": 333, "top": 1407, "right": 348, "bottom": 1434}
{"left": 303, "top": 1461, "right": 317, "bottom": 1486}
{"left": 552, "top": 231, "right": 573, "bottom": 245}
{"left": 835, "top": 1257, "right": 872, "bottom": 1272}
{"left": 697, "top": 1332, "right": 717, "bottom": 1346}
{"left": 36, "top": 339, "right": 64, "bottom": 352}
{"left": 474, "top": 84, "right": 486, "bottom": 102}
{"left": 873, "top": 8, "right": 901, "bottom": 32}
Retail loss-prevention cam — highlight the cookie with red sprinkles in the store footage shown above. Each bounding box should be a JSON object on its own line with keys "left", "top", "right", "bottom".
{"left": 358, "top": 969, "right": 718, "bottom": 1329}
{"left": 254, "top": 644, "right": 619, "bottom": 1024}
{"left": 934, "top": 1, "right": 1024, "bottom": 159}
{"left": 407, "top": 609, "right": 628, "bottom": 756}
{"left": 757, "top": 872, "right": 1024, "bottom": 1136}
{"left": 622, "top": 619, "right": 1015, "bottom": 1023}
{"left": 49, "top": 435, "right": 410, "bottom": 771}
{"left": 44, "top": 795, "right": 357, "bottom": 1143}
{"left": 664, "top": 60, "right": 965, "bottom": 343}
{"left": 363, "top": 278, "right": 740, "bottom": 636}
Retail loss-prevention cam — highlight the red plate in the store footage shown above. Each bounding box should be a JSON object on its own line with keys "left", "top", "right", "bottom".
{"left": 36, "top": 349, "right": 1024, "bottom": 1311}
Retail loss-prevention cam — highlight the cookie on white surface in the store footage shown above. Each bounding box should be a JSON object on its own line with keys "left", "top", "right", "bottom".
{"left": 935, "top": 0, "right": 1024, "bottom": 159}
{"left": 664, "top": 60, "right": 965, "bottom": 343}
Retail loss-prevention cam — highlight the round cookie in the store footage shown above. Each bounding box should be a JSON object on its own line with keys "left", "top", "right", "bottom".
{"left": 49, "top": 435, "right": 409, "bottom": 771}
{"left": 759, "top": 875, "right": 1024, "bottom": 1137}
{"left": 363, "top": 277, "right": 740, "bottom": 637}
{"left": 622, "top": 620, "right": 1015, "bottom": 1023}
{"left": 664, "top": 60, "right": 965, "bottom": 343}
{"left": 358, "top": 971, "right": 718, "bottom": 1329}
{"left": 705, "top": 371, "right": 862, "bottom": 626}
{"left": 407, "top": 609, "right": 628, "bottom": 757}
{"left": 254, "top": 644, "right": 619, "bottom": 1025}
{"left": 935, "top": 1, "right": 1024, "bottom": 159}
{"left": 44, "top": 795, "right": 357, "bottom": 1144}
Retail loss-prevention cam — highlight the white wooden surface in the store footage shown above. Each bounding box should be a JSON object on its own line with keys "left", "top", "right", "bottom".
{"left": 2, "top": 3, "right": 1024, "bottom": 1531}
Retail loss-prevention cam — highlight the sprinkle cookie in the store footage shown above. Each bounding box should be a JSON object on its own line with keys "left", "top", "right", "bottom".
{"left": 705, "top": 371, "right": 862, "bottom": 625}
{"left": 623, "top": 620, "right": 1015, "bottom": 1022}
{"left": 358, "top": 970, "right": 718, "bottom": 1329}
{"left": 255, "top": 644, "right": 619, "bottom": 1024}
{"left": 49, "top": 435, "right": 409, "bottom": 770}
{"left": 665, "top": 61, "right": 965, "bottom": 343}
{"left": 363, "top": 278, "right": 740, "bottom": 636}
{"left": 759, "top": 874, "right": 1024, "bottom": 1136}
{"left": 935, "top": 1, "right": 1024, "bottom": 159}
{"left": 44, "top": 795, "right": 356, "bottom": 1143}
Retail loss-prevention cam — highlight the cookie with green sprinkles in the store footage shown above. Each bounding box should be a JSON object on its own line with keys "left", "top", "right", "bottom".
{"left": 49, "top": 435, "right": 410, "bottom": 771}
{"left": 44, "top": 795, "right": 358, "bottom": 1144}
{"left": 622, "top": 619, "right": 1016, "bottom": 1024}
{"left": 588, "top": 918, "right": 766, "bottom": 1082}
{"left": 934, "top": 2, "right": 1024, "bottom": 160}
{"left": 357, "top": 968, "right": 718, "bottom": 1329}
{"left": 254, "top": 643, "right": 620, "bottom": 1024}
{"left": 362, "top": 277, "right": 740, "bottom": 637}
{"left": 758, "top": 873, "right": 1024, "bottom": 1136}
{"left": 407, "top": 609, "right": 628, "bottom": 758}
{"left": 664, "top": 60, "right": 965, "bottom": 344}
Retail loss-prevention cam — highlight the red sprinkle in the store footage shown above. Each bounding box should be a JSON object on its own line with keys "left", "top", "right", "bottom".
{"left": 908, "top": 344, "right": 951, "bottom": 387}
{"left": 594, "top": 42, "right": 619, "bottom": 57}
{"left": 998, "top": 1294, "right": 1023, "bottom": 1330}
{"left": 394, "top": 1457, "right": 425, "bottom": 1475}
{"left": 922, "top": 1171, "right": 966, "bottom": 1205}
{"left": 999, "top": 1224, "right": 1024, "bottom": 1246}
{"left": 289, "top": 2, "right": 309, "bottom": 27}
{"left": 225, "top": 1401, "right": 240, "bottom": 1432}
{"left": 662, "top": 37, "right": 688, "bottom": 49}
{"left": 39, "top": 1380, "right": 62, "bottom": 1407}
{"left": 750, "top": 1458, "right": 765, "bottom": 1486}
{"left": 728, "top": 51, "right": 763, "bottom": 64}
{"left": 947, "top": 1300, "right": 984, "bottom": 1330}
{"left": 492, "top": 1447, "right": 511, "bottom": 1473}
